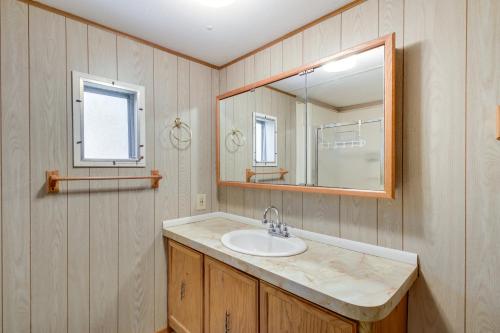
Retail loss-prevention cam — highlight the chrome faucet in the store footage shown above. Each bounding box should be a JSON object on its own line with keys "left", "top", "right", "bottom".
{"left": 262, "top": 206, "right": 289, "bottom": 238}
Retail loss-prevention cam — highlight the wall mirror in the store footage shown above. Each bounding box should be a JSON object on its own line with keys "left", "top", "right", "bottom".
{"left": 217, "top": 33, "right": 395, "bottom": 198}
{"left": 72, "top": 71, "right": 146, "bottom": 167}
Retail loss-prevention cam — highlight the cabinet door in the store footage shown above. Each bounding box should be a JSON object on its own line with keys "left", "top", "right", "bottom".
{"left": 260, "top": 282, "right": 357, "bottom": 333}
{"left": 204, "top": 257, "right": 259, "bottom": 333}
{"left": 168, "top": 240, "right": 203, "bottom": 333}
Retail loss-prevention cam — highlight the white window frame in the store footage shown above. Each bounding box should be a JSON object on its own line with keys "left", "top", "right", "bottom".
{"left": 72, "top": 71, "right": 146, "bottom": 167}
{"left": 252, "top": 112, "right": 278, "bottom": 167}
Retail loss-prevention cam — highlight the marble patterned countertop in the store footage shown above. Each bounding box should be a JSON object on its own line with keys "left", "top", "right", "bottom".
{"left": 163, "top": 213, "right": 418, "bottom": 322}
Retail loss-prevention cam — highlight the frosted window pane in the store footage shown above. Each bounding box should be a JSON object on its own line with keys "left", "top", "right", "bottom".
{"left": 83, "top": 86, "right": 133, "bottom": 160}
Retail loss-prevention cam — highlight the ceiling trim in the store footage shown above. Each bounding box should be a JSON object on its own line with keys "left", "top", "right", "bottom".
{"left": 23, "top": 0, "right": 220, "bottom": 69}
{"left": 22, "top": 0, "right": 365, "bottom": 71}
{"left": 218, "top": 0, "right": 366, "bottom": 69}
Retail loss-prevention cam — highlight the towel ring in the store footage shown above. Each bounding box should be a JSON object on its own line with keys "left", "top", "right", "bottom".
{"left": 225, "top": 128, "right": 246, "bottom": 152}
{"left": 170, "top": 117, "right": 192, "bottom": 149}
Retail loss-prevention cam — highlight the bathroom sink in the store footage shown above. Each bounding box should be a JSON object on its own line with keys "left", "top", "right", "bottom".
{"left": 221, "top": 229, "right": 307, "bottom": 257}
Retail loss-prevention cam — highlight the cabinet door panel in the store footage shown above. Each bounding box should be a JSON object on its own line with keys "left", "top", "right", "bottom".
{"left": 204, "top": 257, "right": 258, "bottom": 333}
{"left": 260, "top": 282, "right": 356, "bottom": 333}
{"left": 167, "top": 240, "right": 203, "bottom": 333}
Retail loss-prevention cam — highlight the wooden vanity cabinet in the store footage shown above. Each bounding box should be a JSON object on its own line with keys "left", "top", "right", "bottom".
{"left": 260, "top": 282, "right": 356, "bottom": 333}
{"left": 204, "top": 257, "right": 259, "bottom": 333}
{"left": 167, "top": 241, "right": 204, "bottom": 333}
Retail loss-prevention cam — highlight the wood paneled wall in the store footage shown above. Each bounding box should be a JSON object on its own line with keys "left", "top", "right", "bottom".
{"left": 0, "top": 0, "right": 499, "bottom": 333}
{"left": 218, "top": 0, "right": 500, "bottom": 332}
{"left": 0, "top": 1, "right": 218, "bottom": 332}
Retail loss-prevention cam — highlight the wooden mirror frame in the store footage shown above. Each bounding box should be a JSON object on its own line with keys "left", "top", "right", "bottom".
{"left": 216, "top": 33, "right": 395, "bottom": 199}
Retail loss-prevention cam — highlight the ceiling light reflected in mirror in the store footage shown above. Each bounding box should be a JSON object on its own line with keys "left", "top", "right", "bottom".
{"left": 322, "top": 56, "right": 357, "bottom": 73}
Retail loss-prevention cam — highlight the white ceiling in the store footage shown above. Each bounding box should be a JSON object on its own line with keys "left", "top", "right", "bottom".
{"left": 36, "top": 0, "right": 352, "bottom": 66}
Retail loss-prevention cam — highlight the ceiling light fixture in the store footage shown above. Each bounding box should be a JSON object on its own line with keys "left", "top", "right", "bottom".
{"left": 199, "top": 0, "right": 236, "bottom": 8}
{"left": 322, "top": 56, "right": 357, "bottom": 73}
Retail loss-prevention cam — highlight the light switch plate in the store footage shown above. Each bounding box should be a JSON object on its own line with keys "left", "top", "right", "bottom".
{"left": 196, "top": 193, "right": 207, "bottom": 210}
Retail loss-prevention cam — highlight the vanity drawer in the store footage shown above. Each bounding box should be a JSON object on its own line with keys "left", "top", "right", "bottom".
{"left": 167, "top": 240, "right": 204, "bottom": 333}
{"left": 260, "top": 282, "right": 357, "bottom": 333}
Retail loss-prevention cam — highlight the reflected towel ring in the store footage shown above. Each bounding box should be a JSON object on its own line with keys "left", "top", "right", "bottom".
{"left": 170, "top": 117, "right": 192, "bottom": 149}
{"left": 225, "top": 128, "right": 246, "bottom": 152}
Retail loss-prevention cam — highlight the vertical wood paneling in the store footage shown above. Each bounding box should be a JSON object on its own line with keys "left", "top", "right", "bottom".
{"left": 302, "top": 193, "right": 340, "bottom": 236}
{"left": 1, "top": 0, "right": 30, "bottom": 332}
{"left": 177, "top": 58, "right": 191, "bottom": 217}
{"left": 338, "top": 0, "right": 379, "bottom": 245}
{"left": 302, "top": 15, "right": 341, "bottom": 64}
{"left": 190, "top": 62, "right": 212, "bottom": 215}
{"left": 29, "top": 6, "right": 68, "bottom": 333}
{"left": 211, "top": 69, "right": 220, "bottom": 212}
{"left": 341, "top": 0, "right": 379, "bottom": 49}
{"left": 403, "top": 0, "right": 466, "bottom": 332}
{"left": 376, "top": 0, "right": 404, "bottom": 250}
{"left": 254, "top": 49, "right": 271, "bottom": 81}
{"left": 66, "top": 18, "right": 90, "bottom": 333}
{"left": 466, "top": 0, "right": 500, "bottom": 331}
{"left": 117, "top": 36, "right": 155, "bottom": 333}
{"left": 282, "top": 33, "right": 303, "bottom": 71}
{"left": 87, "top": 25, "right": 119, "bottom": 333}
{"left": 226, "top": 60, "right": 245, "bottom": 91}
{"left": 153, "top": 49, "right": 178, "bottom": 330}
{"left": 270, "top": 42, "right": 283, "bottom": 76}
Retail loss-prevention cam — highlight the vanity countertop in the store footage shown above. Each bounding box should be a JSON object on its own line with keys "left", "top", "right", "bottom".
{"left": 163, "top": 213, "right": 418, "bottom": 322}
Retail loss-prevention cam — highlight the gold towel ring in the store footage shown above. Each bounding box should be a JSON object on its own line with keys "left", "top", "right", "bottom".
{"left": 170, "top": 117, "right": 192, "bottom": 148}
{"left": 225, "top": 128, "right": 246, "bottom": 152}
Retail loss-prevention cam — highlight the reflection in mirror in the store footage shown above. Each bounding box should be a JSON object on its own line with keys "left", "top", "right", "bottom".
{"left": 218, "top": 41, "right": 390, "bottom": 193}
{"left": 253, "top": 112, "right": 277, "bottom": 166}
{"left": 307, "top": 45, "right": 385, "bottom": 190}
{"left": 219, "top": 73, "right": 306, "bottom": 185}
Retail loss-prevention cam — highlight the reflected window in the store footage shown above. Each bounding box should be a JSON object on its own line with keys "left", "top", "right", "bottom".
{"left": 253, "top": 112, "right": 277, "bottom": 166}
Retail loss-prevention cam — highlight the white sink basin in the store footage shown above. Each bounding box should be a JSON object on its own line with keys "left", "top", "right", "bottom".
{"left": 221, "top": 229, "right": 307, "bottom": 257}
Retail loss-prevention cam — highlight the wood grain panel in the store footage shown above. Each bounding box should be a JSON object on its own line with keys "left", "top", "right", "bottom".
{"left": 29, "top": 6, "right": 68, "bottom": 333}
{"left": 167, "top": 241, "right": 203, "bottom": 333}
{"left": 226, "top": 60, "right": 245, "bottom": 91}
{"left": 66, "top": 18, "right": 90, "bottom": 333}
{"left": 244, "top": 56, "right": 255, "bottom": 85}
{"left": 211, "top": 69, "right": 220, "bottom": 212}
{"left": 403, "top": 0, "right": 466, "bottom": 332}
{"left": 466, "top": 0, "right": 500, "bottom": 331}
{"left": 190, "top": 62, "right": 213, "bottom": 215}
{"left": 254, "top": 48, "right": 271, "bottom": 82}
{"left": 154, "top": 49, "right": 179, "bottom": 330}
{"left": 282, "top": 192, "right": 302, "bottom": 228}
{"left": 204, "top": 257, "right": 259, "bottom": 333}
{"left": 117, "top": 36, "right": 155, "bottom": 333}
{"left": 341, "top": 0, "right": 378, "bottom": 49}
{"left": 270, "top": 42, "right": 283, "bottom": 76}
{"left": 178, "top": 58, "right": 191, "bottom": 217}
{"left": 376, "top": 0, "right": 404, "bottom": 250}
{"left": 339, "top": 198, "right": 377, "bottom": 244}
{"left": 1, "top": 0, "right": 30, "bottom": 332}
{"left": 302, "top": 193, "right": 340, "bottom": 236}
{"left": 87, "top": 25, "right": 119, "bottom": 333}
{"left": 282, "top": 33, "right": 303, "bottom": 71}
{"left": 302, "top": 15, "right": 341, "bottom": 64}
{"left": 260, "top": 282, "right": 355, "bottom": 333}
{"left": 338, "top": 0, "right": 379, "bottom": 245}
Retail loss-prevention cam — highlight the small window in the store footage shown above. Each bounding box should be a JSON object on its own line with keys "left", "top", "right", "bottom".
{"left": 72, "top": 71, "right": 146, "bottom": 167}
{"left": 253, "top": 112, "right": 277, "bottom": 167}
